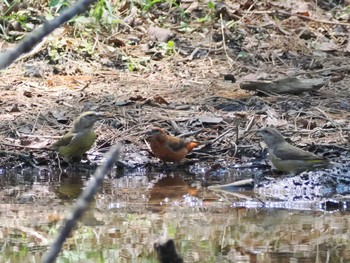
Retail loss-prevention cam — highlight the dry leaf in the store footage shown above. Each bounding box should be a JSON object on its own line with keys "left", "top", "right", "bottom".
{"left": 52, "top": 111, "right": 69, "bottom": 123}
{"left": 129, "top": 95, "right": 146, "bottom": 101}
{"left": 8, "top": 104, "right": 21, "bottom": 113}
{"left": 265, "top": 107, "right": 288, "bottom": 126}
{"left": 0, "top": 114, "right": 15, "bottom": 121}
{"left": 198, "top": 116, "right": 223, "bottom": 124}
{"left": 148, "top": 27, "right": 174, "bottom": 42}
{"left": 23, "top": 91, "right": 33, "bottom": 98}
{"left": 153, "top": 95, "right": 169, "bottom": 105}
{"left": 316, "top": 41, "right": 338, "bottom": 52}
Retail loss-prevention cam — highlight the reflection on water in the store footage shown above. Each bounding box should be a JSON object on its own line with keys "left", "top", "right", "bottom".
{"left": 0, "top": 167, "right": 350, "bottom": 262}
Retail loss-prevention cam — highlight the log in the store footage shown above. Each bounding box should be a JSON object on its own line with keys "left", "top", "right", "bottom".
{"left": 240, "top": 77, "right": 326, "bottom": 94}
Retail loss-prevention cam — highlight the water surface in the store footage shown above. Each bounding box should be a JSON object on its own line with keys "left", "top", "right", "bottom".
{"left": 0, "top": 167, "right": 350, "bottom": 263}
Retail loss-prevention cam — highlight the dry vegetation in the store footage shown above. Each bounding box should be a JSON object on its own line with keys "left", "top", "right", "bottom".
{"left": 0, "top": 0, "right": 349, "bottom": 170}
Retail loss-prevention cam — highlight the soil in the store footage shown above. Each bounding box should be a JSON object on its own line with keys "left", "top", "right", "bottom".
{"left": 0, "top": 0, "right": 349, "bottom": 171}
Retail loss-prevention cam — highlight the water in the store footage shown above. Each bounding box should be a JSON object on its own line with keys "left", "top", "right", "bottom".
{"left": 0, "top": 167, "right": 350, "bottom": 262}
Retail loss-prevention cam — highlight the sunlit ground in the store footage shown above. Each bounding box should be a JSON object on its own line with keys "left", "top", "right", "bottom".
{"left": 0, "top": 167, "right": 350, "bottom": 263}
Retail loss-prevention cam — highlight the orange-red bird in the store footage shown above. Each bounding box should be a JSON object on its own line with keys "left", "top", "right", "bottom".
{"left": 146, "top": 127, "right": 199, "bottom": 162}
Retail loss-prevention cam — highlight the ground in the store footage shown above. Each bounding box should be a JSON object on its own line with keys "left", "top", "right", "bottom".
{"left": 1, "top": 1, "right": 350, "bottom": 262}
{"left": 0, "top": 0, "right": 349, "bottom": 170}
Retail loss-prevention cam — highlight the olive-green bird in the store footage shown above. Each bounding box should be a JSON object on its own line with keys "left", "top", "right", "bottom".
{"left": 51, "top": 111, "right": 105, "bottom": 161}
{"left": 258, "top": 127, "right": 330, "bottom": 174}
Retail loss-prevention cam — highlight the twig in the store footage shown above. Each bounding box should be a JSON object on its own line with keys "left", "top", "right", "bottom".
{"left": 170, "top": 120, "right": 181, "bottom": 134}
{"left": 227, "top": 0, "right": 257, "bottom": 28}
{"left": 0, "top": 150, "right": 31, "bottom": 159}
{"left": 0, "top": 150, "right": 37, "bottom": 167}
{"left": 178, "top": 129, "right": 202, "bottom": 138}
{"left": 56, "top": 153, "right": 63, "bottom": 179}
{"left": 229, "top": 140, "right": 238, "bottom": 157}
{"left": 244, "top": 115, "right": 256, "bottom": 134}
{"left": 318, "top": 144, "right": 350, "bottom": 151}
{"left": 208, "top": 179, "right": 254, "bottom": 189}
{"left": 187, "top": 47, "right": 200, "bottom": 61}
{"left": 248, "top": 10, "right": 350, "bottom": 27}
{"left": 311, "top": 65, "right": 350, "bottom": 74}
{"left": 17, "top": 226, "right": 49, "bottom": 245}
{"left": 314, "top": 107, "right": 342, "bottom": 131}
{"left": 31, "top": 112, "right": 41, "bottom": 133}
{"left": 211, "top": 128, "right": 235, "bottom": 144}
{"left": 12, "top": 134, "right": 61, "bottom": 139}
{"left": 2, "top": 143, "right": 53, "bottom": 151}
{"left": 219, "top": 13, "right": 233, "bottom": 66}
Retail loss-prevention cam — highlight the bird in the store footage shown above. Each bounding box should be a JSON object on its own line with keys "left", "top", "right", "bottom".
{"left": 258, "top": 127, "right": 331, "bottom": 174}
{"left": 146, "top": 127, "right": 199, "bottom": 162}
{"left": 51, "top": 111, "right": 105, "bottom": 161}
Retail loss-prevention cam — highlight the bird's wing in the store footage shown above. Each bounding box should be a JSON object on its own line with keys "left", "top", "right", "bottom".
{"left": 165, "top": 137, "right": 187, "bottom": 152}
{"left": 51, "top": 132, "right": 75, "bottom": 149}
{"left": 274, "top": 142, "right": 324, "bottom": 161}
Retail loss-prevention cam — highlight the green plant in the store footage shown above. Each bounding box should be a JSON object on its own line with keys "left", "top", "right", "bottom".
{"left": 197, "top": 1, "right": 215, "bottom": 23}
{"left": 89, "top": 0, "right": 123, "bottom": 30}
{"left": 125, "top": 56, "right": 150, "bottom": 72}
{"left": 158, "top": 40, "right": 175, "bottom": 55}
{"left": 142, "top": 0, "right": 186, "bottom": 20}
{"left": 48, "top": 0, "right": 122, "bottom": 32}
{"left": 142, "top": 0, "right": 165, "bottom": 11}
{"left": 49, "top": 0, "right": 70, "bottom": 13}
{"left": 47, "top": 39, "right": 65, "bottom": 62}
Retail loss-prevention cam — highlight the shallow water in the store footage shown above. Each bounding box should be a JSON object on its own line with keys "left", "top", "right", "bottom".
{"left": 1, "top": 167, "right": 350, "bottom": 263}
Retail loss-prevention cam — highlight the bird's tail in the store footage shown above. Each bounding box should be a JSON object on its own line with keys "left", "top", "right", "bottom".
{"left": 186, "top": 142, "right": 200, "bottom": 152}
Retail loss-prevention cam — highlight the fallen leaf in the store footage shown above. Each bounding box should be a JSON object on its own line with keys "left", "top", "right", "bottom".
{"left": 148, "top": 26, "right": 174, "bottom": 42}
{"left": 23, "top": 91, "right": 33, "bottom": 98}
{"left": 296, "top": 11, "right": 310, "bottom": 17}
{"left": 265, "top": 108, "right": 288, "bottom": 126}
{"left": 198, "top": 116, "right": 223, "bottom": 124}
{"left": 52, "top": 111, "right": 69, "bottom": 124}
{"left": 8, "top": 104, "right": 21, "bottom": 113}
{"left": 115, "top": 100, "right": 133, "bottom": 106}
{"left": 223, "top": 74, "right": 236, "bottom": 83}
{"left": 316, "top": 41, "right": 338, "bottom": 51}
{"left": 129, "top": 95, "right": 145, "bottom": 101}
{"left": 107, "top": 36, "right": 126, "bottom": 47}
{"left": 20, "top": 138, "right": 50, "bottom": 148}
{"left": 184, "top": 1, "right": 199, "bottom": 13}
{"left": 153, "top": 95, "right": 169, "bottom": 105}
{"left": 18, "top": 126, "right": 32, "bottom": 134}
{"left": 47, "top": 212, "right": 64, "bottom": 223}
{"left": 0, "top": 114, "right": 15, "bottom": 121}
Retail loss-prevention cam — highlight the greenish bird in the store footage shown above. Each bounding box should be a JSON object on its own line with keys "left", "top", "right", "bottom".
{"left": 51, "top": 111, "right": 105, "bottom": 161}
{"left": 258, "top": 127, "right": 330, "bottom": 174}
